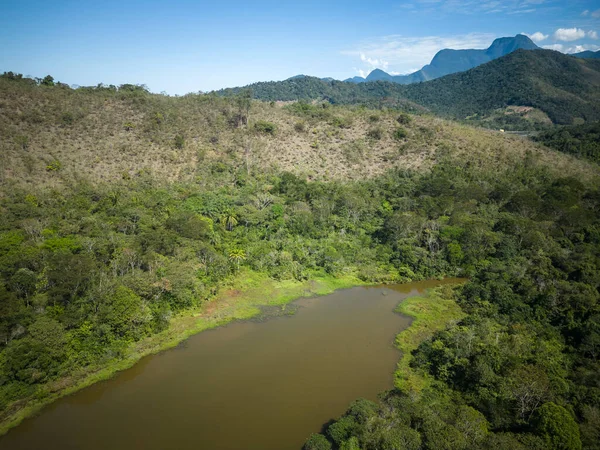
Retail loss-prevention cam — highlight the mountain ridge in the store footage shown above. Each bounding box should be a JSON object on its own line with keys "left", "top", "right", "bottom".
{"left": 344, "top": 34, "right": 539, "bottom": 84}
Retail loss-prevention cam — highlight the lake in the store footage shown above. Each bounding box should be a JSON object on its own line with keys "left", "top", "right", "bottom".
{"left": 0, "top": 279, "right": 457, "bottom": 450}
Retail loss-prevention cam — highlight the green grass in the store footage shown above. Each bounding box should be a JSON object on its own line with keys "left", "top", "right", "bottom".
{"left": 393, "top": 283, "right": 466, "bottom": 394}
{"left": 0, "top": 270, "right": 364, "bottom": 436}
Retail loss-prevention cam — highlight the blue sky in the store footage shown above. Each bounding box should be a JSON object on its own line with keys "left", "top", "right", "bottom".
{"left": 1, "top": 0, "right": 599, "bottom": 94}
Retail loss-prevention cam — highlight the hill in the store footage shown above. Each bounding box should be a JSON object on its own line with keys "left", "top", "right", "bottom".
{"left": 572, "top": 50, "right": 600, "bottom": 59}
{"left": 219, "top": 49, "right": 600, "bottom": 128}
{"left": 1, "top": 72, "right": 594, "bottom": 190}
{"left": 400, "top": 49, "right": 600, "bottom": 125}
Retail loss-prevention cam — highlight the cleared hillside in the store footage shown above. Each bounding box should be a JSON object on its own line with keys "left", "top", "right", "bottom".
{"left": 0, "top": 75, "right": 595, "bottom": 191}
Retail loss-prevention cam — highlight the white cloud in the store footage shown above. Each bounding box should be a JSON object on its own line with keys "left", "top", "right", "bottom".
{"left": 588, "top": 30, "right": 599, "bottom": 39}
{"left": 526, "top": 31, "right": 548, "bottom": 42}
{"left": 359, "top": 53, "right": 389, "bottom": 70}
{"left": 582, "top": 10, "right": 589, "bottom": 16}
{"left": 543, "top": 44, "right": 564, "bottom": 52}
{"left": 593, "top": 9, "right": 600, "bottom": 18}
{"left": 566, "top": 44, "right": 600, "bottom": 53}
{"left": 344, "top": 33, "right": 495, "bottom": 76}
{"left": 544, "top": 43, "right": 600, "bottom": 54}
{"left": 553, "top": 28, "right": 586, "bottom": 42}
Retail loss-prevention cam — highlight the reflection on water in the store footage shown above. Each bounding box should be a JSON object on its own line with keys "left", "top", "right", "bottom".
{"left": 0, "top": 279, "right": 461, "bottom": 450}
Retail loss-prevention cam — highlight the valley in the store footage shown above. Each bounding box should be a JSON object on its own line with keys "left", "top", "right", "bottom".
{"left": 1, "top": 28, "right": 599, "bottom": 449}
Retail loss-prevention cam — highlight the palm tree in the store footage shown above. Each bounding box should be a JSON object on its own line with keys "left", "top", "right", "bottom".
{"left": 220, "top": 210, "right": 238, "bottom": 231}
{"left": 228, "top": 249, "right": 246, "bottom": 270}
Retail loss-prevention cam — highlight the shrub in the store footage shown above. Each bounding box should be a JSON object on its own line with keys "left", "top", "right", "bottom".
{"left": 329, "top": 116, "right": 353, "bottom": 129}
{"left": 253, "top": 120, "right": 277, "bottom": 135}
{"left": 46, "top": 160, "right": 62, "bottom": 171}
{"left": 366, "top": 127, "right": 383, "bottom": 140}
{"left": 368, "top": 114, "right": 380, "bottom": 123}
{"left": 61, "top": 112, "right": 74, "bottom": 125}
{"left": 173, "top": 134, "right": 185, "bottom": 149}
{"left": 393, "top": 127, "right": 408, "bottom": 141}
{"left": 14, "top": 135, "right": 29, "bottom": 150}
{"left": 294, "top": 121, "right": 306, "bottom": 132}
{"left": 397, "top": 113, "right": 412, "bottom": 125}
{"left": 123, "top": 122, "right": 135, "bottom": 131}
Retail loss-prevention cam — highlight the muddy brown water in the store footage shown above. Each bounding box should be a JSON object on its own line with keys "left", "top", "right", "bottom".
{"left": 0, "top": 279, "right": 460, "bottom": 450}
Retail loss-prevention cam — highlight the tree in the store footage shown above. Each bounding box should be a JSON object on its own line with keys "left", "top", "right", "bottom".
{"left": 3, "top": 317, "right": 67, "bottom": 383}
{"left": 97, "top": 285, "right": 150, "bottom": 340}
{"left": 228, "top": 249, "right": 246, "bottom": 270}
{"left": 41, "top": 75, "right": 55, "bottom": 86}
{"left": 220, "top": 211, "right": 238, "bottom": 231}
{"left": 533, "top": 402, "right": 582, "bottom": 450}
{"left": 303, "top": 433, "right": 332, "bottom": 450}
{"left": 235, "top": 88, "right": 252, "bottom": 127}
{"left": 339, "top": 437, "right": 360, "bottom": 450}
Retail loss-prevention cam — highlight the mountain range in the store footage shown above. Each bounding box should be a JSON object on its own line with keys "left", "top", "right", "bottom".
{"left": 346, "top": 34, "right": 540, "bottom": 84}
{"left": 288, "top": 34, "right": 600, "bottom": 86}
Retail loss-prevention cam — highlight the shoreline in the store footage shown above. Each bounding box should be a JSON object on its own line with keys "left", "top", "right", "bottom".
{"left": 0, "top": 271, "right": 366, "bottom": 437}
{"left": 0, "top": 273, "right": 466, "bottom": 438}
{"left": 393, "top": 282, "right": 466, "bottom": 393}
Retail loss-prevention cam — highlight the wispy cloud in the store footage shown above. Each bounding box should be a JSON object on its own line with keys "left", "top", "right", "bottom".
{"left": 398, "top": 0, "right": 547, "bottom": 15}
{"left": 343, "top": 33, "right": 496, "bottom": 76}
{"left": 588, "top": 30, "right": 599, "bottom": 39}
{"left": 593, "top": 9, "right": 600, "bottom": 19}
{"left": 359, "top": 53, "right": 389, "bottom": 71}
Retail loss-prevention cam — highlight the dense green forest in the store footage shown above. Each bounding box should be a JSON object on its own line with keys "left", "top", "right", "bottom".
{"left": 1, "top": 74, "right": 599, "bottom": 449}
{"left": 218, "top": 50, "right": 600, "bottom": 128}
{"left": 301, "top": 159, "right": 600, "bottom": 449}
{"left": 534, "top": 121, "right": 600, "bottom": 163}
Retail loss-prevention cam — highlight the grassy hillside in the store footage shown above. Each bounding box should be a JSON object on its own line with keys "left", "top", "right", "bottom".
{"left": 1, "top": 75, "right": 599, "bottom": 448}
{"left": 218, "top": 50, "right": 600, "bottom": 129}
{"left": 1, "top": 74, "right": 594, "bottom": 191}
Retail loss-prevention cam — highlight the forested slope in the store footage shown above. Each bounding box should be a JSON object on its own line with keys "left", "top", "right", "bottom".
{"left": 400, "top": 49, "right": 600, "bottom": 125}
{"left": 0, "top": 75, "right": 599, "bottom": 449}
{"left": 534, "top": 121, "right": 600, "bottom": 163}
{"left": 219, "top": 50, "right": 600, "bottom": 128}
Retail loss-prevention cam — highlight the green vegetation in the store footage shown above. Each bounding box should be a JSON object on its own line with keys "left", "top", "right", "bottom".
{"left": 218, "top": 50, "right": 600, "bottom": 128}
{"left": 253, "top": 120, "right": 277, "bottom": 135}
{"left": 305, "top": 163, "right": 600, "bottom": 448}
{"left": 1, "top": 72, "right": 600, "bottom": 449}
{"left": 534, "top": 121, "right": 600, "bottom": 163}
{"left": 394, "top": 285, "right": 465, "bottom": 393}
{"left": 392, "top": 127, "right": 407, "bottom": 141}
